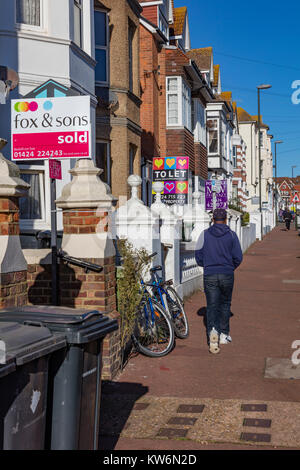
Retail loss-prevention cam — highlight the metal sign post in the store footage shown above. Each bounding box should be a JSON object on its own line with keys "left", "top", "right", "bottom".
{"left": 50, "top": 177, "right": 58, "bottom": 305}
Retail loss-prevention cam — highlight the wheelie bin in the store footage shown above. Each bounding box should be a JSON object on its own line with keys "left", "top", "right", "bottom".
{"left": 0, "top": 306, "right": 118, "bottom": 450}
{"left": 0, "top": 321, "right": 66, "bottom": 450}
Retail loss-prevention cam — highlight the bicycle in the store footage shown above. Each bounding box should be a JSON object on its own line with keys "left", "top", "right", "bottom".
{"left": 141, "top": 253, "right": 189, "bottom": 339}
{"left": 132, "top": 279, "right": 175, "bottom": 357}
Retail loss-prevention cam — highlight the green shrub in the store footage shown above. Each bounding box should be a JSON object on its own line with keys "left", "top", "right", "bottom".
{"left": 116, "top": 240, "right": 150, "bottom": 356}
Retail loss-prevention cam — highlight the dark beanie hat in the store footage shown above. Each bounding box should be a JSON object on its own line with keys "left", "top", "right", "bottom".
{"left": 213, "top": 208, "right": 227, "bottom": 220}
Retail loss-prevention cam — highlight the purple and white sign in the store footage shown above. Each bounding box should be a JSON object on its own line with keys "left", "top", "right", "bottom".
{"left": 205, "top": 180, "right": 228, "bottom": 211}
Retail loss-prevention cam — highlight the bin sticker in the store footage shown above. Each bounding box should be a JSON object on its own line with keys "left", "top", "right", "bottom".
{"left": 0, "top": 340, "right": 6, "bottom": 364}
{"left": 30, "top": 390, "right": 41, "bottom": 414}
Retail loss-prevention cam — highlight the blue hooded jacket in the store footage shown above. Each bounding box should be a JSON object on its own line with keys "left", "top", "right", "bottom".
{"left": 195, "top": 224, "right": 243, "bottom": 275}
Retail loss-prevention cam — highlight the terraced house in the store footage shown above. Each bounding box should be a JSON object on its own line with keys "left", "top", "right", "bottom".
{"left": 94, "top": 0, "right": 143, "bottom": 200}
{"left": 237, "top": 107, "right": 273, "bottom": 213}
{"left": 139, "top": 0, "right": 214, "bottom": 205}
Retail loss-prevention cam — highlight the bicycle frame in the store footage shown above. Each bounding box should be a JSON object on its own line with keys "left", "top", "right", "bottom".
{"left": 141, "top": 273, "right": 172, "bottom": 319}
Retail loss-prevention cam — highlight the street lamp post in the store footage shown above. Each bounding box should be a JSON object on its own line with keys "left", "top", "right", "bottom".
{"left": 274, "top": 140, "right": 283, "bottom": 224}
{"left": 257, "top": 84, "right": 272, "bottom": 240}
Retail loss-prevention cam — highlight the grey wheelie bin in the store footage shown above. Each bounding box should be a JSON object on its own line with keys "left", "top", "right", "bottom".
{"left": 0, "top": 321, "right": 66, "bottom": 450}
{"left": 0, "top": 306, "right": 118, "bottom": 450}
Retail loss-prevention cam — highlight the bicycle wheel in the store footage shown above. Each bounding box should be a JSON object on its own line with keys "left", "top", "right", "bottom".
{"left": 133, "top": 299, "right": 175, "bottom": 357}
{"left": 165, "top": 286, "right": 189, "bottom": 339}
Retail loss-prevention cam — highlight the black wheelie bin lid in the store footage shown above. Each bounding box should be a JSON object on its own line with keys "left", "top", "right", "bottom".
{"left": 0, "top": 306, "right": 118, "bottom": 345}
{"left": 0, "top": 322, "right": 66, "bottom": 367}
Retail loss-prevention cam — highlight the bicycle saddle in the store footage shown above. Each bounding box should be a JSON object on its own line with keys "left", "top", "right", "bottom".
{"left": 150, "top": 265, "right": 162, "bottom": 272}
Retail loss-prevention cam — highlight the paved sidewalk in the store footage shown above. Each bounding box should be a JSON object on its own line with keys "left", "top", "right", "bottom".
{"left": 99, "top": 226, "right": 300, "bottom": 450}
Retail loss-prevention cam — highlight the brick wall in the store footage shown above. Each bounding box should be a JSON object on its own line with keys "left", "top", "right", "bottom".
{"left": 0, "top": 196, "right": 27, "bottom": 309}
{"left": 0, "top": 197, "right": 20, "bottom": 236}
{"left": 195, "top": 142, "right": 208, "bottom": 180}
{"left": 0, "top": 271, "right": 27, "bottom": 308}
{"left": 63, "top": 210, "right": 108, "bottom": 234}
{"left": 140, "top": 23, "right": 161, "bottom": 159}
{"left": 166, "top": 128, "right": 195, "bottom": 171}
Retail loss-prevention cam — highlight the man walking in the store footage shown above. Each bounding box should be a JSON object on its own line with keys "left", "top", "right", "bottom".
{"left": 282, "top": 207, "right": 293, "bottom": 230}
{"left": 195, "top": 209, "right": 243, "bottom": 354}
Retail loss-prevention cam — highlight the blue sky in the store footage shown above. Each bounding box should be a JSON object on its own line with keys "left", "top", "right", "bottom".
{"left": 181, "top": 0, "right": 300, "bottom": 177}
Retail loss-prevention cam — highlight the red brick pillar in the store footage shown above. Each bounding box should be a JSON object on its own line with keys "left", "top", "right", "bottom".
{"left": 0, "top": 150, "right": 30, "bottom": 309}
{"left": 56, "top": 158, "right": 121, "bottom": 380}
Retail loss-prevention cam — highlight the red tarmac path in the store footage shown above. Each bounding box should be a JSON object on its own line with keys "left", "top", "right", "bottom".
{"left": 100, "top": 225, "right": 300, "bottom": 450}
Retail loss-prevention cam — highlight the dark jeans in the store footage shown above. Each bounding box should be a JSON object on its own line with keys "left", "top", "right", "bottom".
{"left": 285, "top": 219, "right": 291, "bottom": 230}
{"left": 204, "top": 273, "right": 234, "bottom": 336}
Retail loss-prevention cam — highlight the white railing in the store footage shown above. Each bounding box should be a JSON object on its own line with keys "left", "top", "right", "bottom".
{"left": 179, "top": 242, "right": 203, "bottom": 297}
{"left": 241, "top": 223, "right": 256, "bottom": 253}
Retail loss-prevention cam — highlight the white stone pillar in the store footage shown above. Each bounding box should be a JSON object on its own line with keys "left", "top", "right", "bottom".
{"left": 113, "top": 175, "right": 161, "bottom": 267}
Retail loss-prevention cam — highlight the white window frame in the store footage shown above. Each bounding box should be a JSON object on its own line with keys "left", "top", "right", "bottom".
{"left": 19, "top": 166, "right": 46, "bottom": 228}
{"left": 232, "top": 146, "right": 237, "bottom": 168}
{"left": 207, "top": 117, "right": 220, "bottom": 156}
{"left": 158, "top": 6, "right": 169, "bottom": 40}
{"left": 15, "top": 0, "right": 46, "bottom": 33}
{"left": 94, "top": 9, "right": 109, "bottom": 86}
{"left": 192, "top": 98, "right": 206, "bottom": 145}
{"left": 166, "top": 76, "right": 192, "bottom": 131}
{"left": 73, "top": 0, "right": 83, "bottom": 48}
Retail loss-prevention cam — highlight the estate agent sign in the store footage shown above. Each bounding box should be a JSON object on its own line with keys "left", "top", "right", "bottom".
{"left": 205, "top": 179, "right": 228, "bottom": 211}
{"left": 152, "top": 157, "right": 189, "bottom": 205}
{"left": 11, "top": 96, "right": 91, "bottom": 161}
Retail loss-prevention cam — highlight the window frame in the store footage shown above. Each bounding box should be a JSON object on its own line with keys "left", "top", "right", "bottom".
{"left": 95, "top": 140, "right": 111, "bottom": 187}
{"left": 166, "top": 76, "right": 192, "bottom": 131}
{"left": 15, "top": 0, "right": 45, "bottom": 33}
{"left": 19, "top": 167, "right": 46, "bottom": 227}
{"left": 73, "top": 0, "right": 83, "bottom": 48}
{"left": 192, "top": 98, "right": 206, "bottom": 145}
{"left": 128, "top": 20, "right": 136, "bottom": 93}
{"left": 206, "top": 117, "right": 219, "bottom": 155}
{"left": 232, "top": 146, "right": 237, "bottom": 168}
{"left": 94, "top": 9, "right": 110, "bottom": 86}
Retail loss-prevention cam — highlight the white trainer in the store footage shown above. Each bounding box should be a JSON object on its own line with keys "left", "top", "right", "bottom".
{"left": 209, "top": 328, "right": 220, "bottom": 354}
{"left": 220, "top": 333, "right": 232, "bottom": 345}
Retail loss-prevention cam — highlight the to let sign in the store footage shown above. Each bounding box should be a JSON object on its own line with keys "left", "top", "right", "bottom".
{"left": 152, "top": 157, "right": 189, "bottom": 206}
{"left": 49, "top": 159, "right": 62, "bottom": 180}
{"left": 11, "top": 96, "right": 91, "bottom": 161}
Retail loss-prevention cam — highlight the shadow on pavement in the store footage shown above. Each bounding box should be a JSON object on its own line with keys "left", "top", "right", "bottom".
{"left": 98, "top": 381, "right": 148, "bottom": 450}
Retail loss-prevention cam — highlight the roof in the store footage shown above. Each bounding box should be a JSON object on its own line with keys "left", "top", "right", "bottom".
{"left": 276, "top": 177, "right": 300, "bottom": 187}
{"left": 186, "top": 47, "right": 213, "bottom": 71}
{"left": 237, "top": 107, "right": 254, "bottom": 122}
{"left": 172, "top": 6, "right": 187, "bottom": 36}
{"left": 212, "top": 64, "right": 220, "bottom": 88}
{"left": 219, "top": 91, "right": 232, "bottom": 102}
{"left": 251, "top": 115, "right": 269, "bottom": 130}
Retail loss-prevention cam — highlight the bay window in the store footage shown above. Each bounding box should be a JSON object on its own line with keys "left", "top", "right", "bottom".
{"left": 232, "top": 146, "right": 237, "bottom": 168}
{"left": 16, "top": 0, "right": 41, "bottom": 26}
{"left": 95, "top": 10, "right": 109, "bottom": 85}
{"left": 192, "top": 99, "right": 206, "bottom": 145}
{"left": 74, "top": 0, "right": 83, "bottom": 47}
{"left": 166, "top": 77, "right": 192, "bottom": 130}
{"left": 207, "top": 118, "right": 219, "bottom": 154}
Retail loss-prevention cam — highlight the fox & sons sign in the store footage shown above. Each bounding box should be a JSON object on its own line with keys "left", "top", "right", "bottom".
{"left": 11, "top": 96, "right": 91, "bottom": 161}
